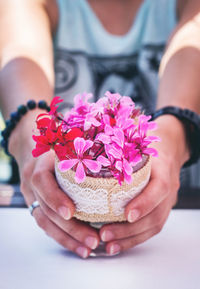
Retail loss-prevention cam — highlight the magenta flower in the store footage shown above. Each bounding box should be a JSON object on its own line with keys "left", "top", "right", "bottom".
{"left": 33, "top": 91, "right": 161, "bottom": 185}
{"left": 58, "top": 137, "right": 101, "bottom": 183}
{"left": 115, "top": 158, "right": 133, "bottom": 184}
{"left": 134, "top": 115, "right": 161, "bottom": 157}
{"left": 63, "top": 93, "right": 102, "bottom": 131}
{"left": 74, "top": 92, "right": 92, "bottom": 114}
{"left": 84, "top": 112, "right": 101, "bottom": 131}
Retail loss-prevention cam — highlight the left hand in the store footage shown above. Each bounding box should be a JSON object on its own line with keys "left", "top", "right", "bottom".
{"left": 99, "top": 115, "right": 190, "bottom": 255}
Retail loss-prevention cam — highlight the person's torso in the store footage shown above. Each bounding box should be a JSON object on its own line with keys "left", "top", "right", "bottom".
{"left": 54, "top": 0, "right": 177, "bottom": 113}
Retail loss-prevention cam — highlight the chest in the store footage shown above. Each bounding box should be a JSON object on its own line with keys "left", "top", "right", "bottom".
{"left": 87, "top": 0, "right": 143, "bottom": 36}
{"left": 86, "top": 0, "right": 186, "bottom": 35}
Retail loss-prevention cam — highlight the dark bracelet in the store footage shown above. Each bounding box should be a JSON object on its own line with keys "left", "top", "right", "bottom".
{"left": 151, "top": 106, "right": 200, "bottom": 168}
{"left": 1, "top": 100, "right": 50, "bottom": 155}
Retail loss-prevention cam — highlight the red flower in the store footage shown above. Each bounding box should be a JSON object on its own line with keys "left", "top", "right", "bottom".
{"left": 64, "top": 127, "right": 84, "bottom": 141}
{"left": 32, "top": 127, "right": 58, "bottom": 157}
{"left": 49, "top": 96, "right": 63, "bottom": 118}
{"left": 54, "top": 144, "right": 69, "bottom": 161}
{"left": 32, "top": 123, "right": 84, "bottom": 159}
{"left": 36, "top": 114, "right": 56, "bottom": 135}
{"left": 54, "top": 127, "right": 84, "bottom": 160}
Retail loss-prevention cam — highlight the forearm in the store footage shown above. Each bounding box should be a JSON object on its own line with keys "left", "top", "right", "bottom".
{"left": 0, "top": 57, "right": 53, "bottom": 119}
{"left": 158, "top": 2, "right": 200, "bottom": 113}
{"left": 158, "top": 48, "right": 200, "bottom": 113}
{"left": 0, "top": 57, "right": 54, "bottom": 161}
{"left": 155, "top": 48, "right": 200, "bottom": 165}
{"left": 0, "top": 1, "right": 54, "bottom": 117}
{"left": 155, "top": 7, "right": 200, "bottom": 166}
{"left": 0, "top": 0, "right": 55, "bottom": 159}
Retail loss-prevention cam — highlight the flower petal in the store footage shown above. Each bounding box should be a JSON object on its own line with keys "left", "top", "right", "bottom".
{"left": 74, "top": 137, "right": 86, "bottom": 156}
{"left": 112, "top": 128, "right": 124, "bottom": 148}
{"left": 95, "top": 133, "right": 111, "bottom": 144}
{"left": 32, "top": 145, "right": 50, "bottom": 157}
{"left": 105, "top": 124, "right": 113, "bottom": 135}
{"left": 124, "top": 172, "right": 133, "bottom": 184}
{"left": 143, "top": 147, "right": 158, "bottom": 157}
{"left": 130, "top": 153, "right": 142, "bottom": 165}
{"left": 115, "top": 160, "right": 123, "bottom": 172}
{"left": 75, "top": 162, "right": 86, "bottom": 183}
{"left": 97, "top": 155, "right": 111, "bottom": 167}
{"left": 82, "top": 159, "right": 101, "bottom": 173}
{"left": 123, "top": 159, "right": 133, "bottom": 175}
{"left": 58, "top": 159, "right": 79, "bottom": 172}
{"left": 148, "top": 121, "right": 157, "bottom": 131}
{"left": 65, "top": 128, "right": 83, "bottom": 141}
{"left": 107, "top": 145, "right": 122, "bottom": 159}
{"left": 83, "top": 139, "right": 94, "bottom": 153}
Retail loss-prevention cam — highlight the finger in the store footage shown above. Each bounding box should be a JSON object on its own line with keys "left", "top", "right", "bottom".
{"left": 33, "top": 206, "right": 91, "bottom": 258}
{"left": 32, "top": 164, "right": 75, "bottom": 221}
{"left": 105, "top": 227, "right": 161, "bottom": 255}
{"left": 20, "top": 180, "right": 37, "bottom": 206}
{"left": 22, "top": 183, "right": 91, "bottom": 258}
{"left": 100, "top": 194, "right": 173, "bottom": 242}
{"left": 125, "top": 169, "right": 170, "bottom": 223}
{"left": 35, "top": 191, "right": 100, "bottom": 250}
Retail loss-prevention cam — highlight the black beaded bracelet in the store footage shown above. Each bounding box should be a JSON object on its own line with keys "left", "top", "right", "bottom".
{"left": 1, "top": 100, "right": 50, "bottom": 155}
{"left": 151, "top": 106, "right": 200, "bottom": 168}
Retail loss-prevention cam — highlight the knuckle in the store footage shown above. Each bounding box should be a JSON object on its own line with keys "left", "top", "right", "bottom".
{"left": 41, "top": 204, "right": 52, "bottom": 218}
{"left": 35, "top": 213, "right": 48, "bottom": 231}
{"left": 31, "top": 170, "right": 42, "bottom": 186}
{"left": 44, "top": 194, "right": 57, "bottom": 209}
{"left": 57, "top": 235, "right": 69, "bottom": 248}
{"left": 67, "top": 224, "right": 80, "bottom": 238}
{"left": 172, "top": 193, "right": 178, "bottom": 207}
{"left": 154, "top": 223, "right": 163, "bottom": 235}
{"left": 19, "top": 182, "right": 26, "bottom": 194}
{"left": 173, "top": 179, "right": 180, "bottom": 191}
{"left": 22, "top": 164, "right": 32, "bottom": 180}
{"left": 158, "top": 178, "right": 169, "bottom": 192}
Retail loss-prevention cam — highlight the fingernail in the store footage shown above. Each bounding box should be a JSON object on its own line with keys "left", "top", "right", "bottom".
{"left": 101, "top": 230, "right": 114, "bottom": 242}
{"left": 109, "top": 244, "right": 121, "bottom": 255}
{"left": 76, "top": 246, "right": 89, "bottom": 259}
{"left": 85, "top": 236, "right": 98, "bottom": 249}
{"left": 128, "top": 209, "right": 140, "bottom": 223}
{"left": 58, "top": 206, "right": 71, "bottom": 220}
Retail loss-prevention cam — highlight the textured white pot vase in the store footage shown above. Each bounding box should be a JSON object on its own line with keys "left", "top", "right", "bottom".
{"left": 55, "top": 156, "right": 151, "bottom": 223}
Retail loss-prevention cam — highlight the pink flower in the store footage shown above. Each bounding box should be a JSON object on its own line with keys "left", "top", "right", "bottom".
{"left": 74, "top": 92, "right": 92, "bottom": 114}
{"left": 97, "top": 155, "right": 111, "bottom": 167}
{"left": 115, "top": 116, "right": 135, "bottom": 131}
{"left": 134, "top": 115, "right": 161, "bottom": 157}
{"left": 115, "top": 158, "right": 133, "bottom": 184}
{"left": 84, "top": 112, "right": 101, "bottom": 131}
{"left": 63, "top": 92, "right": 101, "bottom": 131}
{"left": 58, "top": 137, "right": 101, "bottom": 183}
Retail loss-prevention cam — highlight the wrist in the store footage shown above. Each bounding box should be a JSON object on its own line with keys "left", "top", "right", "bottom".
{"left": 8, "top": 109, "right": 45, "bottom": 163}
{"left": 151, "top": 106, "right": 200, "bottom": 167}
{"left": 151, "top": 115, "right": 190, "bottom": 168}
{"left": 2, "top": 99, "right": 50, "bottom": 161}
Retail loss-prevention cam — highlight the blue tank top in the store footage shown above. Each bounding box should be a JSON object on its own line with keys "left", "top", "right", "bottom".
{"left": 54, "top": 0, "right": 177, "bottom": 113}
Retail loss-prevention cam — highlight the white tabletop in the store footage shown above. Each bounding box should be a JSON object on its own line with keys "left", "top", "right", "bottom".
{"left": 0, "top": 209, "right": 200, "bottom": 289}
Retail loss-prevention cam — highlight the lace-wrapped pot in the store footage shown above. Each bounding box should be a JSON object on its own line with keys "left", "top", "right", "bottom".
{"left": 55, "top": 156, "right": 151, "bottom": 223}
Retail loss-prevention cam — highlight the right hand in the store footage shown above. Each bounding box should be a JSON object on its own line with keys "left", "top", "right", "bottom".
{"left": 9, "top": 111, "right": 100, "bottom": 258}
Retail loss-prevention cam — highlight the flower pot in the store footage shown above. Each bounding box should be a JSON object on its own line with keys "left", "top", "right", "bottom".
{"left": 55, "top": 155, "right": 151, "bottom": 223}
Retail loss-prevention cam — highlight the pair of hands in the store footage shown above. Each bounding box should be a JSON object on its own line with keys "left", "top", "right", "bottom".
{"left": 10, "top": 113, "right": 188, "bottom": 258}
